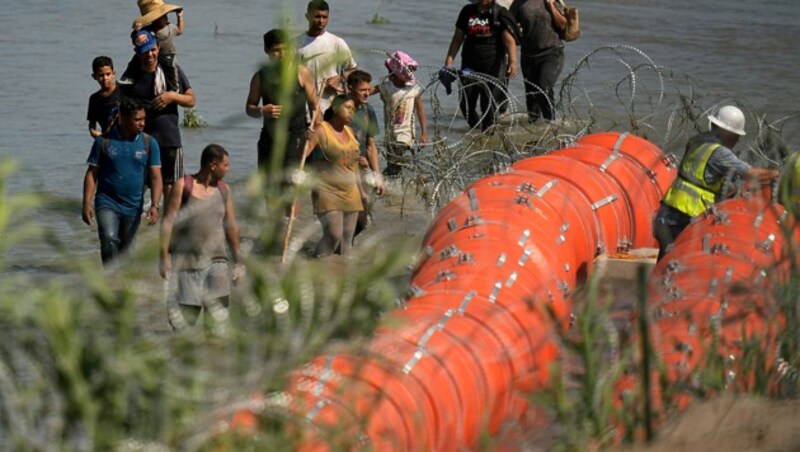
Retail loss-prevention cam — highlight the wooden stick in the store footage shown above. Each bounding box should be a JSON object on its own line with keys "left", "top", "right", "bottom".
{"left": 281, "top": 112, "right": 318, "bottom": 264}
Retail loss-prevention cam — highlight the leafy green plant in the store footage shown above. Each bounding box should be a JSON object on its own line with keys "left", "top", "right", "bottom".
{"left": 182, "top": 108, "right": 209, "bottom": 128}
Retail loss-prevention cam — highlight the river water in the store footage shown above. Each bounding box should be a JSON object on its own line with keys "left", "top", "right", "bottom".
{"left": 1, "top": 0, "right": 799, "bottom": 269}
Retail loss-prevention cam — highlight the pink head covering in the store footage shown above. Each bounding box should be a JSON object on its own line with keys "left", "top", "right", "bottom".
{"left": 384, "top": 50, "right": 418, "bottom": 86}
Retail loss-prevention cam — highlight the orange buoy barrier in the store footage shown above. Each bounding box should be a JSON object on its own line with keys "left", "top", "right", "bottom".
{"left": 275, "top": 132, "right": 678, "bottom": 449}
{"left": 618, "top": 194, "right": 797, "bottom": 424}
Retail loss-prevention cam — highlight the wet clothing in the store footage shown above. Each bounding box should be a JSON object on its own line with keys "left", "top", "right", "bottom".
{"left": 654, "top": 131, "right": 751, "bottom": 259}
{"left": 349, "top": 103, "right": 380, "bottom": 237}
{"left": 454, "top": 3, "right": 518, "bottom": 130}
{"left": 456, "top": 3, "right": 516, "bottom": 72}
{"left": 159, "top": 146, "right": 184, "bottom": 185}
{"left": 379, "top": 78, "right": 422, "bottom": 147}
{"left": 520, "top": 48, "right": 563, "bottom": 121}
{"left": 510, "top": 0, "right": 564, "bottom": 57}
{"left": 170, "top": 179, "right": 229, "bottom": 271}
{"left": 120, "top": 64, "right": 192, "bottom": 149}
{"left": 96, "top": 207, "right": 141, "bottom": 264}
{"left": 255, "top": 62, "right": 309, "bottom": 171}
{"left": 510, "top": 0, "right": 565, "bottom": 121}
{"left": 86, "top": 88, "right": 122, "bottom": 135}
{"left": 351, "top": 103, "right": 379, "bottom": 157}
{"left": 87, "top": 127, "right": 161, "bottom": 264}
{"left": 176, "top": 261, "right": 230, "bottom": 308}
{"left": 87, "top": 128, "right": 161, "bottom": 217}
{"left": 311, "top": 122, "right": 363, "bottom": 214}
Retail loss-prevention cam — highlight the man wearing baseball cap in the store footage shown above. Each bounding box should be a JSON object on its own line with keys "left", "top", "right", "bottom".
{"left": 121, "top": 29, "right": 196, "bottom": 202}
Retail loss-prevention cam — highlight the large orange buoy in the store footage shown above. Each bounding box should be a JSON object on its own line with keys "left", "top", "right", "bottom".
{"left": 277, "top": 132, "right": 709, "bottom": 449}
{"left": 616, "top": 196, "right": 797, "bottom": 436}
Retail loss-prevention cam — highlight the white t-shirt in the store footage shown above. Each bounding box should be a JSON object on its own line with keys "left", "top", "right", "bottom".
{"left": 379, "top": 78, "right": 422, "bottom": 147}
{"left": 296, "top": 31, "right": 357, "bottom": 113}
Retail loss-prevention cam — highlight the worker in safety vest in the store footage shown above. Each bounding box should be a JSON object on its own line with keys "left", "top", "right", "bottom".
{"left": 779, "top": 151, "right": 800, "bottom": 216}
{"left": 653, "top": 105, "right": 780, "bottom": 260}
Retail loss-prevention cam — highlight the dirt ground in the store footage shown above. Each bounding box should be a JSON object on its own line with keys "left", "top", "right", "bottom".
{"left": 631, "top": 395, "right": 800, "bottom": 451}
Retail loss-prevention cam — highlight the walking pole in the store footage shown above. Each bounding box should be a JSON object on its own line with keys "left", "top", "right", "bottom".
{"left": 281, "top": 60, "right": 325, "bottom": 264}
{"left": 281, "top": 108, "right": 319, "bottom": 264}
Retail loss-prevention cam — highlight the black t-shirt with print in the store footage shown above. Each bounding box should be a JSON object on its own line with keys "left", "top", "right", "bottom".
{"left": 456, "top": 3, "right": 506, "bottom": 71}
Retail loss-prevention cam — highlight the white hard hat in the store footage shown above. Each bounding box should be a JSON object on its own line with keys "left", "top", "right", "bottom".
{"left": 708, "top": 105, "right": 746, "bottom": 136}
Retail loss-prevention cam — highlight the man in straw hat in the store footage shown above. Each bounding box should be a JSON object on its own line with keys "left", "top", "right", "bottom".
{"left": 653, "top": 105, "right": 779, "bottom": 260}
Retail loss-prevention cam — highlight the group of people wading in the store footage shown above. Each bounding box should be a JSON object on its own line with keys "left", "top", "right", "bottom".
{"left": 80, "top": 0, "right": 798, "bottom": 330}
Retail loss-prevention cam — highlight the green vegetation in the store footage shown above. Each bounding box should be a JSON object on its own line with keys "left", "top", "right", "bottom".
{"left": 0, "top": 161, "right": 411, "bottom": 449}
{"left": 367, "top": 1, "right": 389, "bottom": 24}
{"left": 182, "top": 108, "right": 208, "bottom": 128}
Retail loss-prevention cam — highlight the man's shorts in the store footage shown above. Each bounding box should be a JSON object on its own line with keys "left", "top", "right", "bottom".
{"left": 176, "top": 260, "right": 230, "bottom": 307}
{"left": 160, "top": 146, "right": 185, "bottom": 185}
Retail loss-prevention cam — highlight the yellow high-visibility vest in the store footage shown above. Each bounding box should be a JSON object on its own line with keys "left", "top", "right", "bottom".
{"left": 779, "top": 152, "right": 800, "bottom": 214}
{"left": 663, "top": 142, "right": 723, "bottom": 217}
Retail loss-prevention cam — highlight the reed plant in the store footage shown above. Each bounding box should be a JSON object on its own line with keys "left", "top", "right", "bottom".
{"left": 0, "top": 157, "right": 410, "bottom": 450}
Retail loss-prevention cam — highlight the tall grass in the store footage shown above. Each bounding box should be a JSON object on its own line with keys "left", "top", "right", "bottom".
{"left": 0, "top": 159, "right": 411, "bottom": 449}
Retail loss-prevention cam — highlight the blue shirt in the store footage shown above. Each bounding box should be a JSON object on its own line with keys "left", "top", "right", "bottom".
{"left": 87, "top": 128, "right": 161, "bottom": 216}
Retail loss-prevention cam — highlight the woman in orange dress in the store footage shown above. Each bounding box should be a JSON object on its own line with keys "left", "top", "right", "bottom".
{"left": 303, "top": 94, "right": 366, "bottom": 257}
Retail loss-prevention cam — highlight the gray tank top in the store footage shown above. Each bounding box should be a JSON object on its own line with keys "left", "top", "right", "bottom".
{"left": 171, "top": 188, "right": 228, "bottom": 269}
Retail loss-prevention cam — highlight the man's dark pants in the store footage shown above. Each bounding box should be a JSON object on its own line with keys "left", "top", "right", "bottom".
{"left": 521, "top": 48, "right": 564, "bottom": 122}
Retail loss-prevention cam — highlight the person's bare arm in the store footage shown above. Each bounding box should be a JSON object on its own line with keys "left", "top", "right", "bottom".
{"left": 146, "top": 167, "right": 163, "bottom": 225}
{"left": 415, "top": 95, "right": 429, "bottom": 145}
{"left": 547, "top": 0, "right": 567, "bottom": 31}
{"left": 747, "top": 167, "right": 781, "bottom": 184}
{"left": 88, "top": 121, "right": 101, "bottom": 138}
{"left": 356, "top": 157, "right": 368, "bottom": 206}
{"left": 175, "top": 9, "right": 184, "bottom": 35}
{"left": 159, "top": 175, "right": 183, "bottom": 279}
{"left": 246, "top": 72, "right": 282, "bottom": 119}
{"left": 82, "top": 166, "right": 98, "bottom": 225}
{"left": 445, "top": 28, "right": 465, "bottom": 67}
{"left": 222, "top": 185, "right": 242, "bottom": 278}
{"left": 502, "top": 30, "right": 518, "bottom": 78}
{"left": 302, "top": 125, "right": 323, "bottom": 163}
{"left": 365, "top": 136, "right": 385, "bottom": 196}
{"left": 300, "top": 65, "right": 321, "bottom": 126}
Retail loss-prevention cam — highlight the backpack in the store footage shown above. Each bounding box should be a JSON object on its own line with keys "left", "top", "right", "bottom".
{"left": 100, "top": 132, "right": 151, "bottom": 158}
{"left": 181, "top": 174, "right": 229, "bottom": 207}
{"left": 492, "top": 3, "right": 521, "bottom": 44}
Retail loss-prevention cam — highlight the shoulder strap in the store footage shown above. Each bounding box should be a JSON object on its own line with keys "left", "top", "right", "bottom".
{"left": 181, "top": 175, "right": 229, "bottom": 206}
{"left": 101, "top": 137, "right": 110, "bottom": 156}
{"left": 181, "top": 174, "right": 194, "bottom": 206}
{"left": 492, "top": 3, "right": 500, "bottom": 25}
{"left": 143, "top": 133, "right": 151, "bottom": 156}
